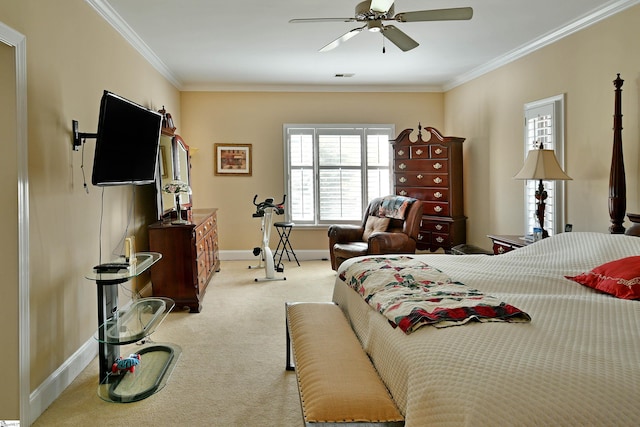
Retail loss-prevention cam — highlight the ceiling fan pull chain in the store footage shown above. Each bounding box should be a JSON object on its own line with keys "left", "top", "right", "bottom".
{"left": 382, "top": 33, "right": 386, "bottom": 53}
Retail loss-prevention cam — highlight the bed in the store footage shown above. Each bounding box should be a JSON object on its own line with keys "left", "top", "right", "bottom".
{"left": 331, "top": 76, "right": 639, "bottom": 426}
{"left": 333, "top": 232, "right": 640, "bottom": 426}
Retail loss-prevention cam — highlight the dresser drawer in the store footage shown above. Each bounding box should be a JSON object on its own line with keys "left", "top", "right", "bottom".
{"left": 431, "top": 232, "right": 451, "bottom": 247}
{"left": 421, "top": 220, "right": 450, "bottom": 233}
{"left": 410, "top": 145, "right": 430, "bottom": 159}
{"left": 195, "top": 217, "right": 214, "bottom": 242}
{"left": 395, "top": 173, "right": 449, "bottom": 187}
{"left": 424, "top": 189, "right": 448, "bottom": 201}
{"left": 492, "top": 242, "right": 515, "bottom": 255}
{"left": 394, "top": 146, "right": 410, "bottom": 159}
{"left": 429, "top": 144, "right": 448, "bottom": 159}
{"left": 422, "top": 201, "right": 450, "bottom": 216}
{"left": 417, "top": 231, "right": 451, "bottom": 248}
{"left": 395, "top": 159, "right": 448, "bottom": 173}
{"left": 397, "top": 187, "right": 448, "bottom": 202}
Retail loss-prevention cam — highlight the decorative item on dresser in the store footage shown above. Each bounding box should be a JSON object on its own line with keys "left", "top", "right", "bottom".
{"left": 149, "top": 208, "right": 220, "bottom": 313}
{"left": 162, "top": 180, "right": 192, "bottom": 225}
{"left": 391, "top": 124, "right": 466, "bottom": 252}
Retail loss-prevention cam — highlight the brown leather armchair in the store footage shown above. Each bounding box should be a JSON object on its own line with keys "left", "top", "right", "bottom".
{"left": 328, "top": 196, "right": 423, "bottom": 270}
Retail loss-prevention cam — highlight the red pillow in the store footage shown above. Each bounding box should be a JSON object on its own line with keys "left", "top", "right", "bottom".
{"left": 566, "top": 256, "right": 640, "bottom": 300}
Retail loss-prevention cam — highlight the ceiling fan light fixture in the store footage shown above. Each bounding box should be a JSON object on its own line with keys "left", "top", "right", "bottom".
{"left": 368, "top": 20, "right": 383, "bottom": 32}
{"left": 370, "top": 0, "right": 395, "bottom": 13}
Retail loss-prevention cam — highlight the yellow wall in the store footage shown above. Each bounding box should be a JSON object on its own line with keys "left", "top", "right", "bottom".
{"left": 181, "top": 91, "right": 444, "bottom": 252}
{"left": 0, "top": 38, "right": 20, "bottom": 420}
{"left": 445, "top": 4, "right": 640, "bottom": 247}
{"left": 0, "top": 0, "right": 180, "bottom": 401}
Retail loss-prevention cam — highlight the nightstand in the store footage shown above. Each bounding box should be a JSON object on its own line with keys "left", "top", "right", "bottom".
{"left": 626, "top": 213, "right": 640, "bottom": 237}
{"left": 487, "top": 234, "right": 530, "bottom": 255}
{"left": 451, "top": 244, "right": 493, "bottom": 255}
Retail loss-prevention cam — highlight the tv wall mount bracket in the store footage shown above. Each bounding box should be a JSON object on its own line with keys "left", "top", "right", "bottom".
{"left": 72, "top": 119, "right": 97, "bottom": 151}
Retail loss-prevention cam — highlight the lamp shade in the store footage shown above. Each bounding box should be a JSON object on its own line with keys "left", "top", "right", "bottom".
{"left": 162, "top": 180, "right": 191, "bottom": 194}
{"left": 514, "top": 148, "right": 572, "bottom": 181}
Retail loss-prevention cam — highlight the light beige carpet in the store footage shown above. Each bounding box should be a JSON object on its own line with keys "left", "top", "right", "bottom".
{"left": 32, "top": 260, "right": 336, "bottom": 426}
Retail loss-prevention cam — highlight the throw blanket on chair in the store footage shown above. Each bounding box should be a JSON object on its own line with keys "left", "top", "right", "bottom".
{"left": 339, "top": 256, "right": 531, "bottom": 333}
{"left": 371, "top": 195, "right": 416, "bottom": 220}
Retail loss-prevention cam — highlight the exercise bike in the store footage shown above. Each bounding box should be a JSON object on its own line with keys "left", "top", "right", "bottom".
{"left": 248, "top": 194, "right": 287, "bottom": 282}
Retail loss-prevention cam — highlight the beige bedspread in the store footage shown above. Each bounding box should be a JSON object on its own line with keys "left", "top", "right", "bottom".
{"left": 332, "top": 232, "right": 640, "bottom": 426}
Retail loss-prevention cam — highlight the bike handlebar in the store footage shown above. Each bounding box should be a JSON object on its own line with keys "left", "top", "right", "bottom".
{"left": 252, "top": 194, "right": 286, "bottom": 216}
{"left": 252, "top": 194, "right": 285, "bottom": 208}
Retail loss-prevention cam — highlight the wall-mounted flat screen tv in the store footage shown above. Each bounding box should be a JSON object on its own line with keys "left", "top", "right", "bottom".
{"left": 92, "top": 90, "right": 162, "bottom": 186}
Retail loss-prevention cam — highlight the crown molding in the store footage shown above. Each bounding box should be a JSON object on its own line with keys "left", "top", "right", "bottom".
{"left": 443, "top": 0, "right": 640, "bottom": 91}
{"left": 86, "top": 0, "right": 183, "bottom": 89}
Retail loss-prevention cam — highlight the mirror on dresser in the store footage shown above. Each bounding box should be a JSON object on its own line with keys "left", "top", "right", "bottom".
{"left": 174, "top": 135, "right": 192, "bottom": 210}
{"left": 156, "top": 108, "right": 192, "bottom": 220}
{"left": 158, "top": 133, "right": 176, "bottom": 217}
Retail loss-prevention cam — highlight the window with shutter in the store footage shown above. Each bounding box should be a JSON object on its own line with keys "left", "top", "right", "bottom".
{"left": 284, "top": 124, "right": 394, "bottom": 226}
{"left": 523, "top": 94, "right": 566, "bottom": 237}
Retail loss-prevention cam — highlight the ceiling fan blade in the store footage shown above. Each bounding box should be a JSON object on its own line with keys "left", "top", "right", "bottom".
{"left": 395, "top": 7, "right": 473, "bottom": 23}
{"left": 319, "top": 26, "right": 365, "bottom": 52}
{"left": 382, "top": 25, "right": 419, "bottom": 51}
{"left": 289, "top": 17, "right": 356, "bottom": 24}
{"left": 370, "top": 0, "right": 394, "bottom": 13}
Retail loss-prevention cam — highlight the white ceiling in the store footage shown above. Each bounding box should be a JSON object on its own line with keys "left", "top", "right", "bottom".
{"left": 93, "top": 0, "right": 637, "bottom": 92}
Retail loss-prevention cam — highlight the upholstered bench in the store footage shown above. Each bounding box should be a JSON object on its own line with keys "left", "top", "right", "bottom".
{"left": 285, "top": 302, "right": 404, "bottom": 426}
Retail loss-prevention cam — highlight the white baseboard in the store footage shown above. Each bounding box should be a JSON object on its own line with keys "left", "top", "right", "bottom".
{"left": 30, "top": 336, "right": 97, "bottom": 422}
{"left": 220, "top": 249, "right": 330, "bottom": 261}
{"left": 29, "top": 297, "right": 141, "bottom": 422}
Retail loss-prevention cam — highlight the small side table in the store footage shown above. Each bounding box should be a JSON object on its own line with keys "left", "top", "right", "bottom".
{"left": 86, "top": 253, "right": 182, "bottom": 403}
{"left": 273, "top": 222, "right": 300, "bottom": 267}
{"left": 487, "top": 234, "right": 530, "bottom": 255}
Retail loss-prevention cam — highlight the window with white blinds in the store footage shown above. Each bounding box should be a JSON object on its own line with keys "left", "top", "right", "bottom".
{"left": 523, "top": 94, "right": 566, "bottom": 237}
{"left": 284, "top": 124, "right": 394, "bottom": 226}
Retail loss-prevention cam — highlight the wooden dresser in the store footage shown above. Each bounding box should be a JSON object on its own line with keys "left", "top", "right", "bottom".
{"left": 391, "top": 126, "right": 466, "bottom": 252}
{"left": 148, "top": 208, "right": 220, "bottom": 313}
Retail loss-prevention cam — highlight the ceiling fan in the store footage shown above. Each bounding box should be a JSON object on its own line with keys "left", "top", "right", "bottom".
{"left": 289, "top": 0, "right": 473, "bottom": 52}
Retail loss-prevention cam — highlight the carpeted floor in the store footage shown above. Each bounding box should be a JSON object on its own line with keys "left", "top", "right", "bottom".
{"left": 32, "top": 260, "right": 336, "bottom": 426}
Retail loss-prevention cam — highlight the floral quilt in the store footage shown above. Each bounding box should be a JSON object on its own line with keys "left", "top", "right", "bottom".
{"left": 339, "top": 256, "right": 531, "bottom": 333}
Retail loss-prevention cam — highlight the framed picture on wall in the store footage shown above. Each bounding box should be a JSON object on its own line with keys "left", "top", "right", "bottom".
{"left": 214, "top": 143, "right": 252, "bottom": 176}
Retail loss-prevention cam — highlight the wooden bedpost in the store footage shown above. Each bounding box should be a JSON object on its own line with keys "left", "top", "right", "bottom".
{"left": 609, "top": 74, "right": 626, "bottom": 234}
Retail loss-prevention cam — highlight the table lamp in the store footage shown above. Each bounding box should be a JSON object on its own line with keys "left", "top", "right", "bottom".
{"left": 514, "top": 143, "right": 571, "bottom": 238}
{"left": 162, "top": 180, "right": 191, "bottom": 224}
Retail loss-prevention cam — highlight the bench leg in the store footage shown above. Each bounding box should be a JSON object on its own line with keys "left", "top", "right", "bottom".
{"left": 285, "top": 302, "right": 295, "bottom": 371}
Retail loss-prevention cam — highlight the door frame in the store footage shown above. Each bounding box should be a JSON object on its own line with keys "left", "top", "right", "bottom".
{"left": 0, "top": 20, "right": 30, "bottom": 426}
